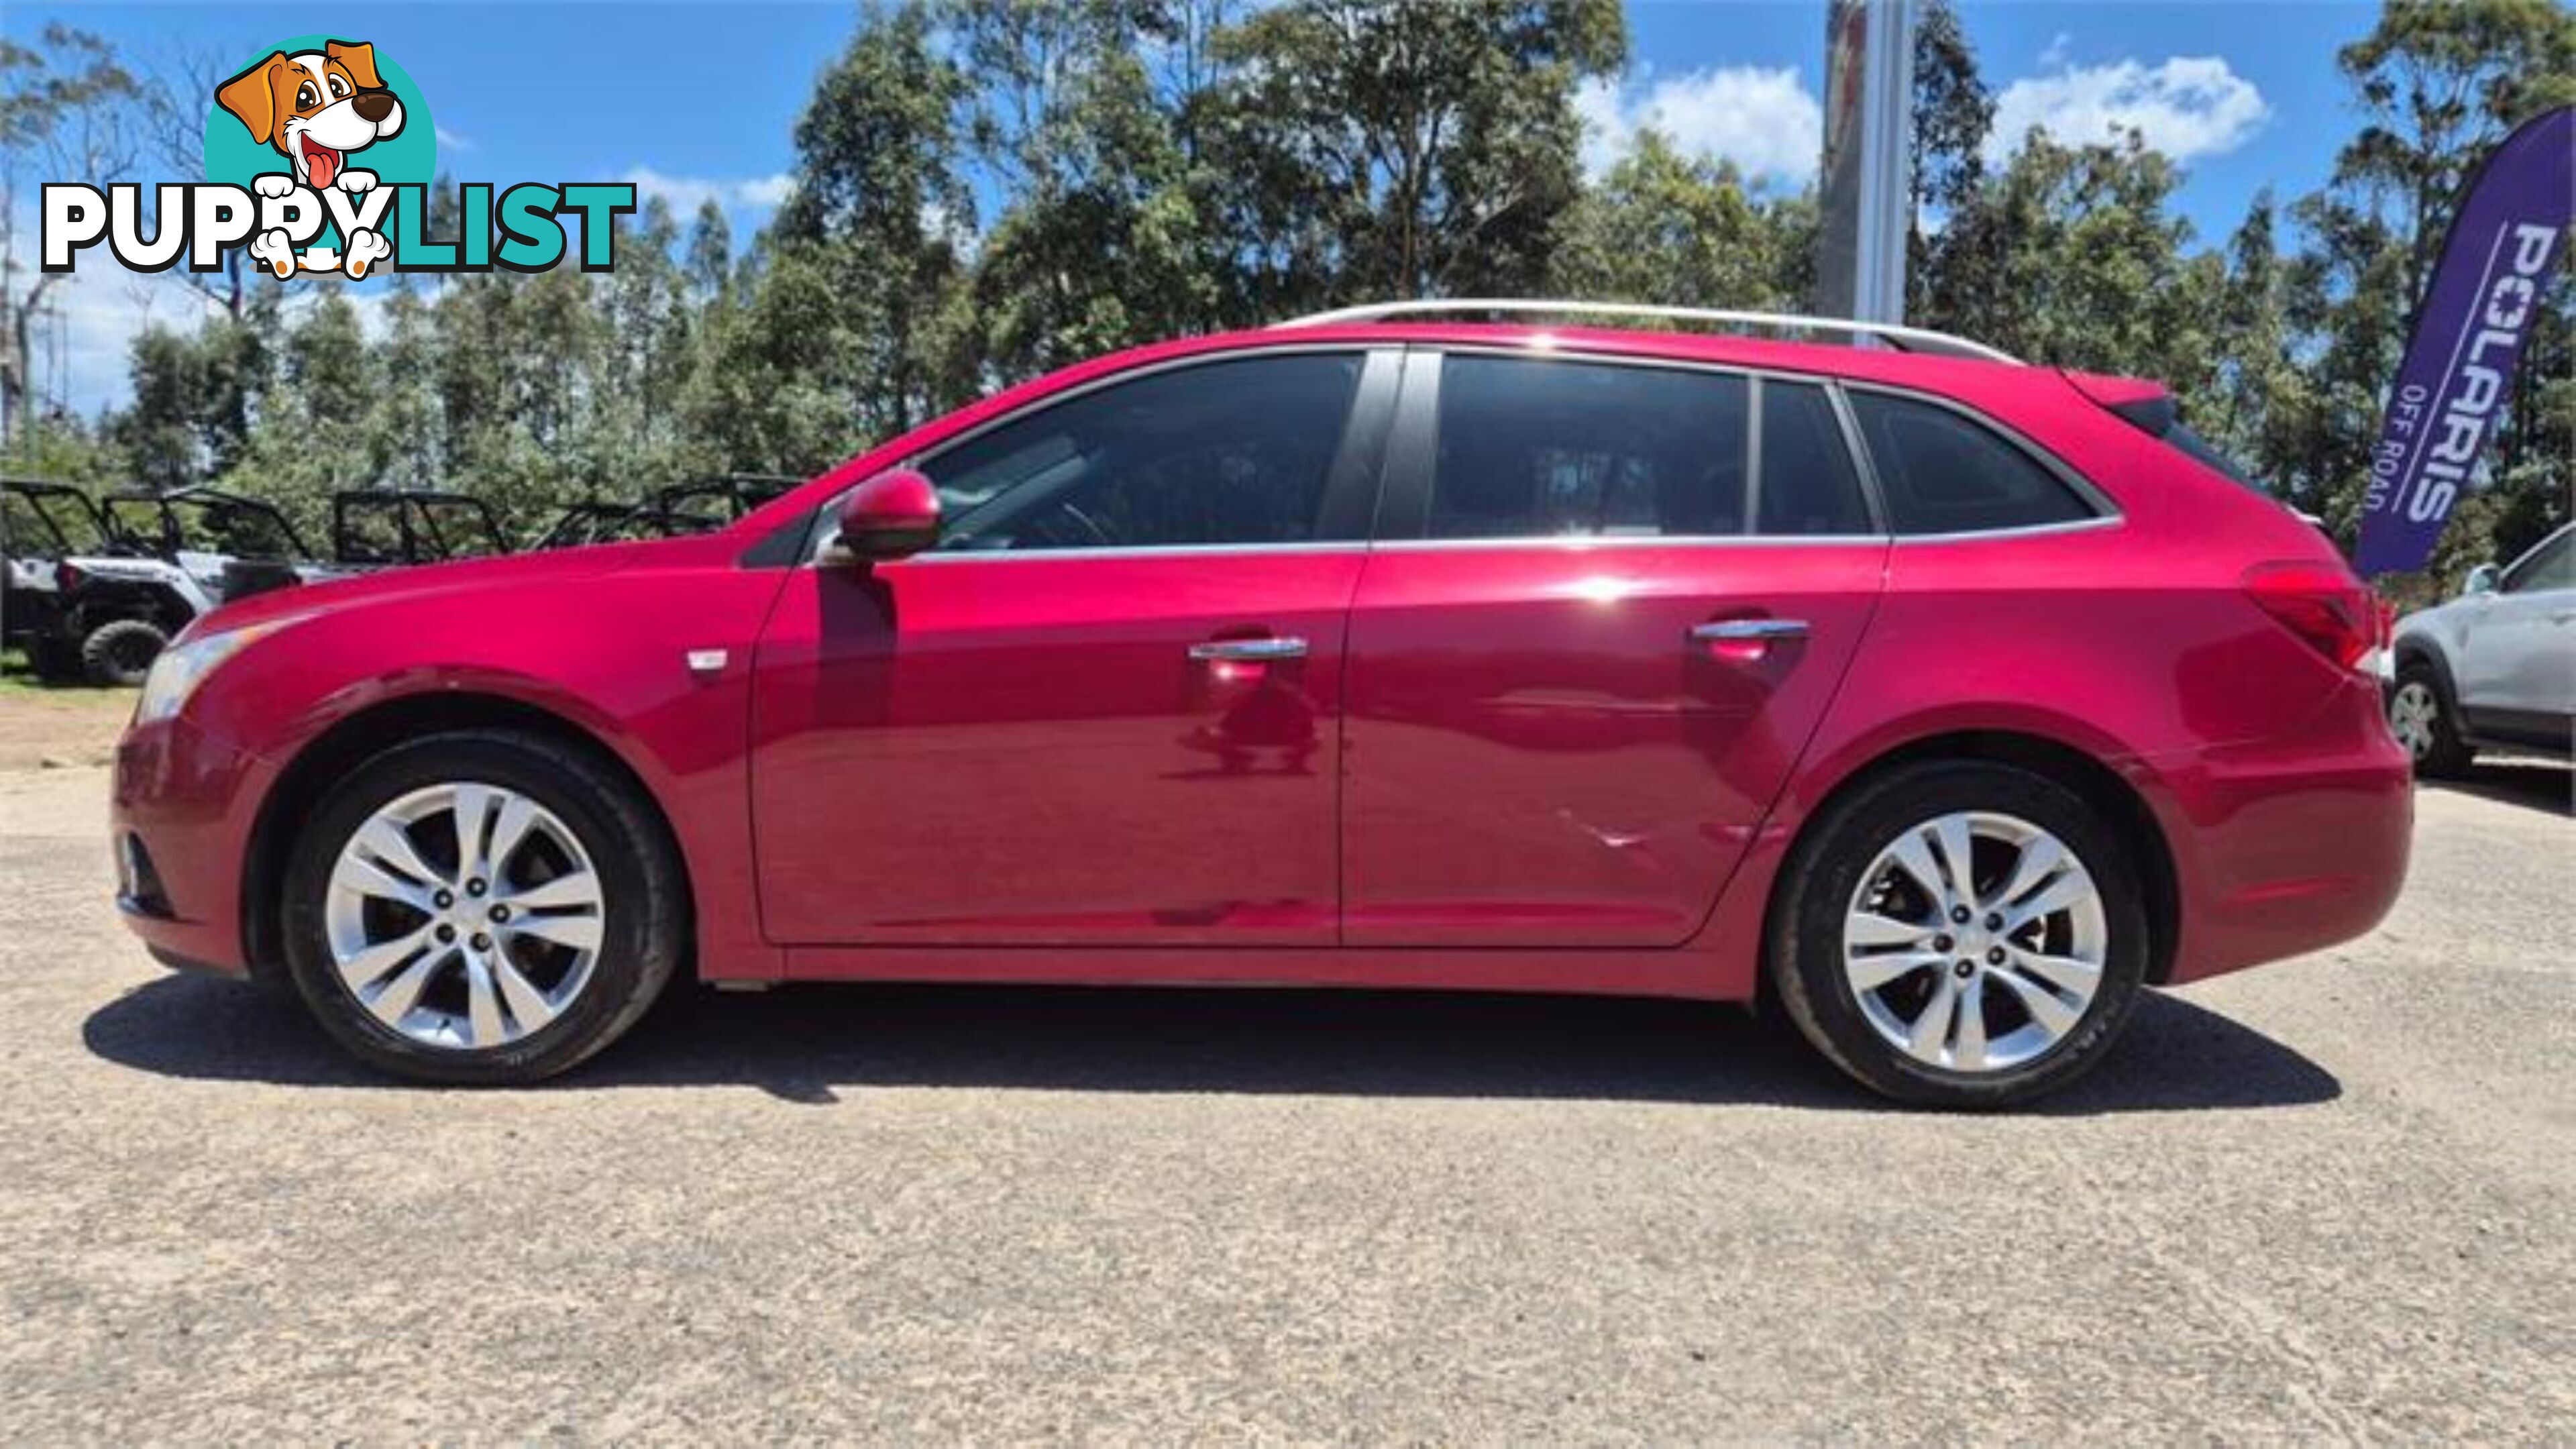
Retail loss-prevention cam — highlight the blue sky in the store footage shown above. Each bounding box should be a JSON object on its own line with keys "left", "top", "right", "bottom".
{"left": 13, "top": 1, "right": 2383, "bottom": 414}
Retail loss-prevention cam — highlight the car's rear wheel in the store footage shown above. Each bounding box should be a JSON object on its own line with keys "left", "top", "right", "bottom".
{"left": 279, "top": 729, "right": 685, "bottom": 1085}
{"left": 27, "top": 635, "right": 83, "bottom": 683}
{"left": 1769, "top": 760, "right": 2149, "bottom": 1109}
{"left": 2388, "top": 665, "right": 2473, "bottom": 776}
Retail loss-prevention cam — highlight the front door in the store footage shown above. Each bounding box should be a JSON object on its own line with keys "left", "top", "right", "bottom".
{"left": 750, "top": 348, "right": 1395, "bottom": 947}
{"left": 1343, "top": 351, "right": 1887, "bottom": 948}
{"left": 2460, "top": 525, "right": 2576, "bottom": 732}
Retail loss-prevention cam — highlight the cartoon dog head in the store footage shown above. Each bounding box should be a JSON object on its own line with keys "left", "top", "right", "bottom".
{"left": 215, "top": 40, "right": 404, "bottom": 190}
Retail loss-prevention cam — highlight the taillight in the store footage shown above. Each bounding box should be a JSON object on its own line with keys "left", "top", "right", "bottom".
{"left": 2242, "top": 560, "right": 2376, "bottom": 671}
{"left": 56, "top": 562, "right": 83, "bottom": 590}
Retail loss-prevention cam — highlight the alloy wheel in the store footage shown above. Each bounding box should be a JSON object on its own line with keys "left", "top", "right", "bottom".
{"left": 2388, "top": 680, "right": 2439, "bottom": 762}
{"left": 324, "top": 781, "right": 607, "bottom": 1051}
{"left": 1840, "top": 810, "right": 2107, "bottom": 1074}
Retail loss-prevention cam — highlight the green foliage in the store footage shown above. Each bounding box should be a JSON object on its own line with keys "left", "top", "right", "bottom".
{"left": 7, "top": 0, "right": 2565, "bottom": 594}
{"left": 1549, "top": 133, "right": 1794, "bottom": 308}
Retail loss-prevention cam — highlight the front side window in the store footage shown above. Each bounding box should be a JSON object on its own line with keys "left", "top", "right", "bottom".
{"left": 1429, "top": 356, "right": 1749, "bottom": 540}
{"left": 924, "top": 352, "right": 1362, "bottom": 552}
{"left": 1848, "top": 392, "right": 2096, "bottom": 535}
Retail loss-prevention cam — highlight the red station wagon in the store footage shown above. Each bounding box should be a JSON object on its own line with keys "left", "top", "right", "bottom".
{"left": 109, "top": 303, "right": 2412, "bottom": 1106}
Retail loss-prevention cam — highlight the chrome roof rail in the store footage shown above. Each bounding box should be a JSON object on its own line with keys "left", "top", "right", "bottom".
{"left": 1271, "top": 299, "right": 2021, "bottom": 364}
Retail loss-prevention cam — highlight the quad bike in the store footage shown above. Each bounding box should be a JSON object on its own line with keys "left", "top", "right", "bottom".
{"left": 5, "top": 479, "right": 117, "bottom": 681}
{"left": 8, "top": 485, "right": 341, "bottom": 686}
{"left": 3, "top": 479, "right": 218, "bottom": 685}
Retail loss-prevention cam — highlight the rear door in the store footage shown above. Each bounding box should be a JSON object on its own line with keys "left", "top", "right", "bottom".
{"left": 1341, "top": 350, "right": 1888, "bottom": 948}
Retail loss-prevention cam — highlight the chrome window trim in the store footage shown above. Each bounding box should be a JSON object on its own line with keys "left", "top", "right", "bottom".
{"left": 798, "top": 342, "right": 1392, "bottom": 566}
{"left": 888, "top": 540, "right": 1374, "bottom": 565}
{"left": 1421, "top": 339, "right": 1833, "bottom": 393}
{"left": 797, "top": 337, "right": 2129, "bottom": 565}
{"left": 1367, "top": 532, "right": 1889, "bottom": 554}
{"left": 1887, "top": 515, "right": 2127, "bottom": 546}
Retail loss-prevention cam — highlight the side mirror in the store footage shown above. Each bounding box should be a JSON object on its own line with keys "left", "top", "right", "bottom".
{"left": 833, "top": 469, "right": 940, "bottom": 563}
{"left": 2462, "top": 563, "right": 2500, "bottom": 598}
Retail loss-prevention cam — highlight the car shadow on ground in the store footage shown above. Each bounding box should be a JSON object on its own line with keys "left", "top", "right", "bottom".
{"left": 83, "top": 975, "right": 2339, "bottom": 1115}
{"left": 2420, "top": 758, "right": 2572, "bottom": 818}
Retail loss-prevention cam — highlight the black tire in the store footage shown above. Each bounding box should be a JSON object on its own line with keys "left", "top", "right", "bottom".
{"left": 2391, "top": 662, "right": 2475, "bottom": 777}
{"left": 80, "top": 616, "right": 168, "bottom": 686}
{"left": 1768, "top": 759, "right": 2150, "bottom": 1110}
{"left": 26, "top": 635, "right": 84, "bottom": 683}
{"left": 278, "top": 728, "right": 686, "bottom": 1085}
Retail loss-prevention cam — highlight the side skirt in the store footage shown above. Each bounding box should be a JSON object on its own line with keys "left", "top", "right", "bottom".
{"left": 781, "top": 944, "right": 1741, "bottom": 1002}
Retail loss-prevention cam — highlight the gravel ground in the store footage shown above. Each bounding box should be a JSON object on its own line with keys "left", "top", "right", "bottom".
{"left": 1, "top": 745, "right": 2569, "bottom": 1442}
{"left": 0, "top": 682, "right": 133, "bottom": 771}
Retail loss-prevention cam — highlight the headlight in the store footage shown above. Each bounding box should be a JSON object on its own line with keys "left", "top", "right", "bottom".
{"left": 135, "top": 618, "right": 297, "bottom": 724}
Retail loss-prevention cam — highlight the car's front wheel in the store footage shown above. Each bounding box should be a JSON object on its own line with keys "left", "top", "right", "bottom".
{"left": 1769, "top": 760, "right": 2149, "bottom": 1109}
{"left": 279, "top": 729, "right": 686, "bottom": 1085}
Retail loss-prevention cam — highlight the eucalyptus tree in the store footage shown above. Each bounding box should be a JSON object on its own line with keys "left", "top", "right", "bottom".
{"left": 1547, "top": 133, "right": 1793, "bottom": 310}
{"left": 1202, "top": 0, "right": 1626, "bottom": 315}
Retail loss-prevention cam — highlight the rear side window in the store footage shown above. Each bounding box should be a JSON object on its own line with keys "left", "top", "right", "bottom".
{"left": 1430, "top": 356, "right": 1748, "bottom": 539}
{"left": 1847, "top": 392, "right": 2095, "bottom": 535}
{"left": 2106, "top": 392, "right": 2266, "bottom": 494}
{"left": 1757, "top": 381, "right": 1873, "bottom": 535}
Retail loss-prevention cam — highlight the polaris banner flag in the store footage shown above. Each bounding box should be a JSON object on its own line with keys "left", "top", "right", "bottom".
{"left": 2354, "top": 106, "right": 2573, "bottom": 579}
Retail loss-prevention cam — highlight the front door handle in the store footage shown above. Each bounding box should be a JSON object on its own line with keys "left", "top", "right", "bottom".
{"left": 1690, "top": 619, "right": 1809, "bottom": 644}
{"left": 1189, "top": 637, "right": 1308, "bottom": 663}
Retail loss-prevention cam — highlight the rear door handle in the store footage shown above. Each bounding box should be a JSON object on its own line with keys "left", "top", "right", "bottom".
{"left": 1189, "top": 637, "right": 1308, "bottom": 663}
{"left": 1690, "top": 619, "right": 1809, "bottom": 644}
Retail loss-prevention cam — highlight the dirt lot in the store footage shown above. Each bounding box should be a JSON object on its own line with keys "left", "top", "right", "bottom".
{"left": 0, "top": 678, "right": 134, "bottom": 771}
{"left": 1, "top": 691, "right": 2569, "bottom": 1441}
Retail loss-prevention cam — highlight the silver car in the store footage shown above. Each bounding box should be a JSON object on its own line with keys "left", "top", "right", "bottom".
{"left": 2387, "top": 523, "right": 2575, "bottom": 773}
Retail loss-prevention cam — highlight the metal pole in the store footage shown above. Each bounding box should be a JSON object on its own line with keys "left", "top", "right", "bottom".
{"left": 1817, "top": 0, "right": 1916, "bottom": 328}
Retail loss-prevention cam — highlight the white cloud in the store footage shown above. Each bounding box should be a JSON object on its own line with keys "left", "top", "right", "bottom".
{"left": 624, "top": 168, "right": 794, "bottom": 215}
{"left": 735, "top": 174, "right": 794, "bottom": 207}
{"left": 3, "top": 259, "right": 214, "bottom": 419}
{"left": 432, "top": 125, "right": 476, "bottom": 153}
{"left": 1987, "top": 56, "right": 2270, "bottom": 164}
{"left": 5, "top": 246, "right": 409, "bottom": 418}
{"left": 1576, "top": 66, "right": 1823, "bottom": 186}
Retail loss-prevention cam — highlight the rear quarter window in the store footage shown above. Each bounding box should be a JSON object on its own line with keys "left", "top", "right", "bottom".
{"left": 1847, "top": 392, "right": 2097, "bottom": 536}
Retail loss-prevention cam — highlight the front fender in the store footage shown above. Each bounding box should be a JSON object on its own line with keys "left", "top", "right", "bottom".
{"left": 184, "top": 544, "right": 794, "bottom": 979}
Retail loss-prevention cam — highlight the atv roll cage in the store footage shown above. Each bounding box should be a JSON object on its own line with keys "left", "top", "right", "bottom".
{"left": 527, "top": 474, "right": 801, "bottom": 551}
{"left": 331, "top": 490, "right": 510, "bottom": 567}
{"left": 101, "top": 486, "right": 315, "bottom": 563}
{"left": 2, "top": 478, "right": 119, "bottom": 559}
{"left": 652, "top": 474, "right": 798, "bottom": 528}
